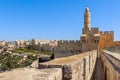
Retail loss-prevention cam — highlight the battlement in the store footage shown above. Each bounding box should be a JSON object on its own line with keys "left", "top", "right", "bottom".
{"left": 62, "top": 40, "right": 69, "bottom": 44}
{"left": 57, "top": 40, "right": 80, "bottom": 44}
{"left": 109, "top": 31, "right": 114, "bottom": 35}
{"left": 56, "top": 40, "right": 82, "bottom": 58}
{"left": 82, "top": 27, "right": 99, "bottom": 34}
{"left": 75, "top": 40, "right": 81, "bottom": 43}
{"left": 99, "top": 31, "right": 114, "bottom": 36}
{"left": 91, "top": 28, "right": 99, "bottom": 34}
{"left": 57, "top": 40, "right": 69, "bottom": 44}
{"left": 91, "top": 28, "right": 99, "bottom": 31}
{"left": 99, "top": 31, "right": 103, "bottom": 34}
{"left": 104, "top": 31, "right": 109, "bottom": 34}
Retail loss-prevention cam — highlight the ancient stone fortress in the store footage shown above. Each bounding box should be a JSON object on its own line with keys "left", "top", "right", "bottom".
{"left": 55, "top": 7, "right": 114, "bottom": 58}
{"left": 1, "top": 7, "right": 120, "bottom": 80}
{"left": 38, "top": 7, "right": 120, "bottom": 80}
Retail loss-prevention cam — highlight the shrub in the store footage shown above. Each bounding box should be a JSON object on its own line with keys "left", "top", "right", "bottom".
{"left": 19, "top": 59, "right": 32, "bottom": 67}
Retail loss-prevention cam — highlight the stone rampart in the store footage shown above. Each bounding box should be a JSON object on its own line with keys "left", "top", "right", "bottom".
{"left": 39, "top": 50, "right": 97, "bottom": 80}
{"left": 55, "top": 40, "right": 82, "bottom": 58}
{"left": 101, "top": 50, "right": 120, "bottom": 80}
{"left": 99, "top": 31, "right": 114, "bottom": 52}
{"left": 105, "top": 46, "right": 120, "bottom": 53}
{"left": 57, "top": 40, "right": 81, "bottom": 50}
{"left": 99, "top": 31, "right": 114, "bottom": 35}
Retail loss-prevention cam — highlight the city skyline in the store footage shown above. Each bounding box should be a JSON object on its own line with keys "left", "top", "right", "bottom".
{"left": 0, "top": 0, "right": 120, "bottom": 41}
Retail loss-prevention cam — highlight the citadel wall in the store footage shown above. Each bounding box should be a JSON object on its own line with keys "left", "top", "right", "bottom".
{"left": 99, "top": 31, "right": 114, "bottom": 52}
{"left": 55, "top": 7, "right": 115, "bottom": 58}
{"left": 55, "top": 30, "right": 114, "bottom": 58}
{"left": 55, "top": 40, "right": 82, "bottom": 58}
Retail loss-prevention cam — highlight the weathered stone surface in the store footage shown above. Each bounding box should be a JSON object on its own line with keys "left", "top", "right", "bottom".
{"left": 39, "top": 50, "right": 97, "bottom": 80}
{"left": 0, "top": 68, "right": 62, "bottom": 80}
{"left": 37, "top": 68, "right": 62, "bottom": 80}
{"left": 101, "top": 50, "right": 120, "bottom": 80}
{"left": 55, "top": 40, "right": 82, "bottom": 58}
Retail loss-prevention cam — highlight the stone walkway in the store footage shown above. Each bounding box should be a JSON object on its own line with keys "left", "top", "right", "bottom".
{"left": 103, "top": 50, "right": 120, "bottom": 60}
{"left": 93, "top": 57, "right": 104, "bottom": 80}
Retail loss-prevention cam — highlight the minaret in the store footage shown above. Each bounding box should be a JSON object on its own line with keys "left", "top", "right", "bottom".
{"left": 84, "top": 7, "right": 91, "bottom": 31}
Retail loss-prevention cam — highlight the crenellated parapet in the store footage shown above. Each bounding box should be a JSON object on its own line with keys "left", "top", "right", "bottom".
{"left": 57, "top": 40, "right": 81, "bottom": 49}
{"left": 55, "top": 40, "right": 82, "bottom": 58}
{"left": 99, "top": 31, "right": 114, "bottom": 36}
{"left": 91, "top": 28, "right": 99, "bottom": 34}
{"left": 99, "top": 31, "right": 114, "bottom": 52}
{"left": 57, "top": 40, "right": 80, "bottom": 44}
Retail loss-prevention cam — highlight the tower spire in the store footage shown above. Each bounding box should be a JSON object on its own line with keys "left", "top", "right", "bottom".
{"left": 84, "top": 7, "right": 91, "bottom": 30}
{"left": 85, "top": 7, "right": 90, "bottom": 13}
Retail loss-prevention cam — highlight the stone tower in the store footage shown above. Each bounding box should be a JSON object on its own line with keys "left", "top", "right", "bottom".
{"left": 84, "top": 7, "right": 91, "bottom": 31}
{"left": 54, "top": 6, "right": 115, "bottom": 58}
{"left": 81, "top": 7, "right": 114, "bottom": 53}
{"left": 81, "top": 7, "right": 100, "bottom": 52}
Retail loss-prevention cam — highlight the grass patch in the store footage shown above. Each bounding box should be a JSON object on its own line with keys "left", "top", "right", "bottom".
{"left": 12, "top": 48, "right": 40, "bottom": 54}
{"left": 12, "top": 48, "right": 54, "bottom": 55}
{"left": 41, "top": 52, "right": 53, "bottom": 55}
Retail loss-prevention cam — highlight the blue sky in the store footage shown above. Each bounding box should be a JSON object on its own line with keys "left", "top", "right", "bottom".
{"left": 0, "top": 0, "right": 120, "bottom": 41}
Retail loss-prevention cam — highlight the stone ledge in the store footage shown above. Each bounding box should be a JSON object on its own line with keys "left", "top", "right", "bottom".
{"left": 0, "top": 68, "right": 62, "bottom": 80}
{"left": 36, "top": 68, "right": 62, "bottom": 80}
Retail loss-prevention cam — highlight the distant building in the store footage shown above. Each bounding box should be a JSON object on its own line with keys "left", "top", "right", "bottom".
{"left": 0, "top": 41, "right": 6, "bottom": 47}
{"left": 15, "top": 40, "right": 25, "bottom": 48}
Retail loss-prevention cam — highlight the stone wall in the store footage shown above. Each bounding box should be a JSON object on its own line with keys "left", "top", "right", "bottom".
{"left": 55, "top": 40, "right": 82, "bottom": 58}
{"left": 39, "top": 50, "right": 97, "bottom": 80}
{"left": 101, "top": 50, "right": 120, "bottom": 80}
{"left": 105, "top": 42, "right": 120, "bottom": 53}
{"left": 38, "top": 68, "right": 62, "bottom": 80}
{"left": 99, "top": 31, "right": 114, "bottom": 52}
